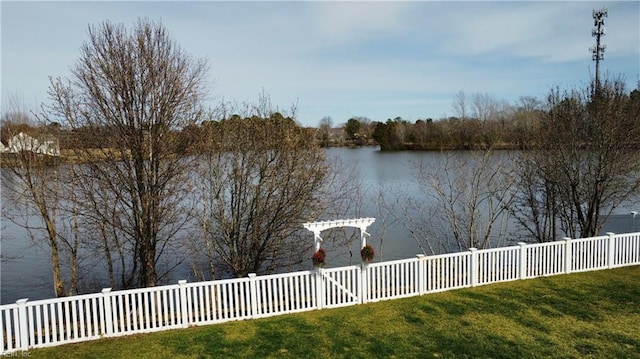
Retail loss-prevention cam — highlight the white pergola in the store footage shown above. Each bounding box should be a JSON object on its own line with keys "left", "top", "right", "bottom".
{"left": 303, "top": 217, "right": 375, "bottom": 251}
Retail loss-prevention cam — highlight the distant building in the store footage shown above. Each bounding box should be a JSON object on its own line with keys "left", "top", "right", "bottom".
{"left": 37, "top": 136, "right": 60, "bottom": 156}
{"left": 8, "top": 132, "right": 38, "bottom": 153}
{"left": 6, "top": 132, "right": 60, "bottom": 156}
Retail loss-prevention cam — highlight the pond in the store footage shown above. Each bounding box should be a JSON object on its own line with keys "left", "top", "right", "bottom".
{"left": 1, "top": 146, "right": 638, "bottom": 304}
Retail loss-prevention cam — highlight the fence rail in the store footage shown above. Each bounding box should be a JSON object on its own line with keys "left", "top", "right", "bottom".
{"left": 2, "top": 232, "right": 639, "bottom": 354}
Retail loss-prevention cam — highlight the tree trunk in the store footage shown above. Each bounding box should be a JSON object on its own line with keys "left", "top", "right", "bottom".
{"left": 50, "top": 241, "right": 65, "bottom": 297}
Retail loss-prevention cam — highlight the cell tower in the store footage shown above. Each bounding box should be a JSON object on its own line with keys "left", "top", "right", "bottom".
{"left": 590, "top": 8, "right": 607, "bottom": 90}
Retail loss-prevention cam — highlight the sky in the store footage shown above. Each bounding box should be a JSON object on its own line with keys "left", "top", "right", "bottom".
{"left": 1, "top": 1, "right": 639, "bottom": 128}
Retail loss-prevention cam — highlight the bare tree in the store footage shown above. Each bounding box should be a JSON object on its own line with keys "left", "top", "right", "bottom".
{"left": 319, "top": 116, "right": 334, "bottom": 128}
{"left": 508, "top": 97, "right": 543, "bottom": 148}
{"left": 1, "top": 107, "right": 80, "bottom": 297}
{"left": 452, "top": 90, "right": 468, "bottom": 121}
{"left": 43, "top": 18, "right": 208, "bottom": 287}
{"left": 513, "top": 77, "right": 640, "bottom": 241}
{"left": 516, "top": 96, "right": 542, "bottom": 113}
{"left": 318, "top": 116, "right": 333, "bottom": 147}
{"left": 320, "top": 159, "right": 367, "bottom": 266}
{"left": 191, "top": 97, "right": 358, "bottom": 277}
{"left": 471, "top": 92, "right": 499, "bottom": 123}
{"left": 375, "top": 183, "right": 436, "bottom": 255}
{"left": 413, "top": 151, "right": 516, "bottom": 251}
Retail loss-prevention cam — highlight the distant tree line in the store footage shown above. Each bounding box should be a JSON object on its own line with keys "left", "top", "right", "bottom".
{"left": 4, "top": 88, "right": 639, "bottom": 155}
{"left": 364, "top": 90, "right": 637, "bottom": 151}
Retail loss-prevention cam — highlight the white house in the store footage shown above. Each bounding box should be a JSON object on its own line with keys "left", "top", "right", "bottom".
{"left": 6, "top": 132, "right": 60, "bottom": 156}
{"left": 36, "top": 137, "right": 60, "bottom": 156}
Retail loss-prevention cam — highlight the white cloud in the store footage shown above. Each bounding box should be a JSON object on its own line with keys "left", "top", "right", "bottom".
{"left": 423, "top": 2, "right": 638, "bottom": 63}
{"left": 307, "top": 2, "right": 416, "bottom": 45}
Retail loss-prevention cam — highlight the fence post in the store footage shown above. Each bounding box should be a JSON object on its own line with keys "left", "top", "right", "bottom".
{"left": 315, "top": 268, "right": 324, "bottom": 310}
{"left": 606, "top": 232, "right": 616, "bottom": 269}
{"left": 518, "top": 242, "right": 528, "bottom": 280}
{"left": 16, "top": 299, "right": 28, "bottom": 351}
{"left": 563, "top": 237, "right": 572, "bottom": 274}
{"left": 469, "top": 248, "right": 478, "bottom": 287}
{"left": 248, "top": 273, "right": 258, "bottom": 318}
{"left": 101, "top": 288, "right": 113, "bottom": 336}
{"left": 178, "top": 280, "right": 188, "bottom": 328}
{"left": 360, "top": 263, "right": 369, "bottom": 305}
{"left": 416, "top": 254, "right": 426, "bottom": 295}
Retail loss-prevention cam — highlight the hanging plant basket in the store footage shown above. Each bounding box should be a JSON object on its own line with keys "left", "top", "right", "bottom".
{"left": 360, "top": 244, "right": 375, "bottom": 262}
{"left": 312, "top": 248, "right": 326, "bottom": 268}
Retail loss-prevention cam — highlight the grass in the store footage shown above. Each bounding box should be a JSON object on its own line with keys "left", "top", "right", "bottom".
{"left": 27, "top": 266, "right": 640, "bottom": 358}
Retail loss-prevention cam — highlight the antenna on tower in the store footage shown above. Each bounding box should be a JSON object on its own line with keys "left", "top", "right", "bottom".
{"left": 590, "top": 7, "right": 607, "bottom": 92}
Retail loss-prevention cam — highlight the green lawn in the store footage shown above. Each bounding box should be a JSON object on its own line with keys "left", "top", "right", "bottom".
{"left": 28, "top": 266, "right": 640, "bottom": 358}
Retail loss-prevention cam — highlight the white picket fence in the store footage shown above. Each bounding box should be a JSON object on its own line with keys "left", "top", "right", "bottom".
{"left": 2, "top": 232, "right": 639, "bottom": 354}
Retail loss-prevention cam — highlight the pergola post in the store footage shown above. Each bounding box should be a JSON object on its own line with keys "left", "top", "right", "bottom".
{"left": 313, "top": 231, "right": 323, "bottom": 251}
{"left": 360, "top": 229, "right": 370, "bottom": 249}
